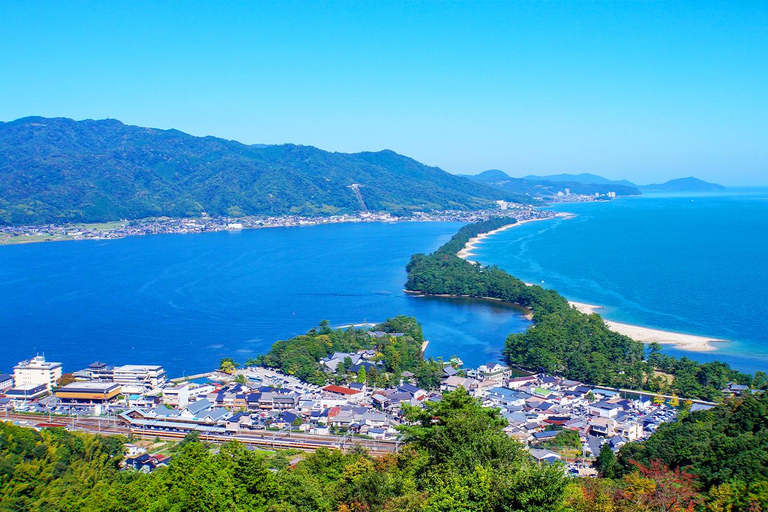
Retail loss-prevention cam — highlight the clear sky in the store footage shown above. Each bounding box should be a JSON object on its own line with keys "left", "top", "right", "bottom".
{"left": 2, "top": 1, "right": 767, "bottom": 185}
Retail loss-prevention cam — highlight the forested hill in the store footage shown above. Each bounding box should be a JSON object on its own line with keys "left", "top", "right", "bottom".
{"left": 0, "top": 117, "right": 525, "bottom": 225}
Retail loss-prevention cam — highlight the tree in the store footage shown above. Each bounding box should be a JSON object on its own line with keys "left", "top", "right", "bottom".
{"left": 596, "top": 445, "right": 619, "bottom": 478}
{"left": 586, "top": 391, "right": 596, "bottom": 402}
{"left": 319, "top": 319, "right": 333, "bottom": 335}
{"left": 669, "top": 394, "right": 680, "bottom": 407}
{"left": 219, "top": 357, "right": 239, "bottom": 374}
{"left": 357, "top": 366, "right": 366, "bottom": 384}
{"left": 653, "top": 394, "right": 666, "bottom": 406}
{"left": 619, "top": 459, "right": 702, "bottom": 511}
{"left": 399, "top": 387, "right": 526, "bottom": 471}
{"left": 56, "top": 373, "right": 76, "bottom": 388}
{"left": 753, "top": 370, "right": 768, "bottom": 390}
{"left": 366, "top": 365, "right": 378, "bottom": 387}
{"left": 234, "top": 374, "right": 247, "bottom": 385}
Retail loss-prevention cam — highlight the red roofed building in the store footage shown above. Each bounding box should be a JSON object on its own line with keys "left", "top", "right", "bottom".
{"left": 322, "top": 385, "right": 362, "bottom": 396}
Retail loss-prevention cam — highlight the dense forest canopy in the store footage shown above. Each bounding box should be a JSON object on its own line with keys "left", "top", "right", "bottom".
{"left": 254, "top": 317, "right": 445, "bottom": 389}
{"left": 0, "top": 117, "right": 528, "bottom": 225}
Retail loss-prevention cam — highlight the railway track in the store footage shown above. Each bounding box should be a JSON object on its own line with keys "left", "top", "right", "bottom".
{"left": 2, "top": 413, "right": 398, "bottom": 455}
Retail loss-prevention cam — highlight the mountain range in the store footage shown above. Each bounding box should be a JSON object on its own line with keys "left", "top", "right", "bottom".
{"left": 0, "top": 117, "right": 525, "bottom": 225}
{"left": 464, "top": 171, "right": 724, "bottom": 196}
{"left": 462, "top": 170, "right": 642, "bottom": 197}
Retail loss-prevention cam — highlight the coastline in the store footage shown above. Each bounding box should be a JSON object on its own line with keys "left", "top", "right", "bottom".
{"left": 456, "top": 216, "right": 557, "bottom": 264}
{"left": 0, "top": 209, "right": 521, "bottom": 247}
{"left": 569, "top": 301, "right": 724, "bottom": 352}
{"left": 456, "top": 215, "right": 726, "bottom": 354}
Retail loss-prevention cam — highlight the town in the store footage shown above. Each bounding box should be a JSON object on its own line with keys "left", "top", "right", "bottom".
{"left": 0, "top": 204, "right": 555, "bottom": 245}
{"left": 1, "top": 340, "right": 731, "bottom": 476}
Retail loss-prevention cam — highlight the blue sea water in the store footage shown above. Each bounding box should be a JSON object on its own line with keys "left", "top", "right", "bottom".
{"left": 472, "top": 189, "right": 768, "bottom": 373}
{"left": 0, "top": 222, "right": 531, "bottom": 377}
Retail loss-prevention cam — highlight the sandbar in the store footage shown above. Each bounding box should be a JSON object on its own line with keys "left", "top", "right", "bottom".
{"left": 569, "top": 301, "right": 724, "bottom": 352}
{"left": 456, "top": 216, "right": 726, "bottom": 353}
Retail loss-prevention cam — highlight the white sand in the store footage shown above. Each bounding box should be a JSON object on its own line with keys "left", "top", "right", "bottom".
{"left": 569, "top": 301, "right": 724, "bottom": 352}
{"left": 456, "top": 215, "right": 726, "bottom": 353}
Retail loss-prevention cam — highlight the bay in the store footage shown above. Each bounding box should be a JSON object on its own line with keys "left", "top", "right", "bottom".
{"left": 0, "top": 222, "right": 531, "bottom": 377}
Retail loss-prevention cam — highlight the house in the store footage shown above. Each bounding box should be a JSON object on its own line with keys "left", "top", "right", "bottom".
{"left": 322, "top": 385, "right": 363, "bottom": 398}
{"left": 589, "top": 417, "right": 615, "bottom": 437}
{"left": 398, "top": 383, "right": 426, "bottom": 400}
{"left": 529, "top": 448, "right": 562, "bottom": 465}
{"left": 532, "top": 430, "right": 560, "bottom": 441}
{"left": 441, "top": 366, "right": 459, "bottom": 378}
{"left": 472, "top": 363, "right": 511, "bottom": 382}
{"left": 124, "top": 443, "right": 146, "bottom": 457}
{"left": 441, "top": 376, "right": 478, "bottom": 391}
{"left": 589, "top": 400, "right": 622, "bottom": 418}
{"left": 507, "top": 375, "right": 538, "bottom": 389}
{"left": 320, "top": 352, "right": 362, "bottom": 373}
{"left": 124, "top": 454, "right": 171, "bottom": 473}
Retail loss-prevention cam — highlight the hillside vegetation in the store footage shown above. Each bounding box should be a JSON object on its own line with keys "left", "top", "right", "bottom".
{"left": 0, "top": 117, "right": 524, "bottom": 225}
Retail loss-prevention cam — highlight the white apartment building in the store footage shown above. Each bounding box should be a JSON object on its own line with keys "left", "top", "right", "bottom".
{"left": 113, "top": 364, "right": 167, "bottom": 393}
{"left": 13, "top": 356, "right": 62, "bottom": 391}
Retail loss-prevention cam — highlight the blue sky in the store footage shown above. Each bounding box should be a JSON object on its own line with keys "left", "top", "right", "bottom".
{"left": 1, "top": 1, "right": 766, "bottom": 185}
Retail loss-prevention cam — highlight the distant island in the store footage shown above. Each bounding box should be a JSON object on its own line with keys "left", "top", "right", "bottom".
{"left": 641, "top": 176, "right": 727, "bottom": 192}
{"left": 0, "top": 117, "right": 528, "bottom": 225}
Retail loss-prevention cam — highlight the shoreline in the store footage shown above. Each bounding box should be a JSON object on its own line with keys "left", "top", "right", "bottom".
{"left": 0, "top": 209, "right": 525, "bottom": 247}
{"left": 456, "top": 216, "right": 727, "bottom": 354}
{"left": 456, "top": 216, "right": 558, "bottom": 264}
{"left": 569, "top": 301, "right": 725, "bottom": 352}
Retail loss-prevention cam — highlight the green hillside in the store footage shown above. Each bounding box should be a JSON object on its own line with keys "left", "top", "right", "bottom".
{"left": 0, "top": 117, "right": 525, "bottom": 225}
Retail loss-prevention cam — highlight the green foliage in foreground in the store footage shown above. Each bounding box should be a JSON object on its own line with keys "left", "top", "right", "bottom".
{"left": 255, "top": 316, "right": 443, "bottom": 388}
{"left": 405, "top": 217, "right": 758, "bottom": 401}
{"left": 0, "top": 389, "right": 571, "bottom": 511}
{"left": 617, "top": 392, "right": 768, "bottom": 490}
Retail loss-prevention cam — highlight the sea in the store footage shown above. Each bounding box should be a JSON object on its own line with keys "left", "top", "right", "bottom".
{"left": 0, "top": 222, "right": 531, "bottom": 377}
{"left": 472, "top": 188, "right": 768, "bottom": 374}
{"left": 1, "top": 189, "right": 766, "bottom": 377}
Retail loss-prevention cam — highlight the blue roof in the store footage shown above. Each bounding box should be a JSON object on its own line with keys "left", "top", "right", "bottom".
{"left": 398, "top": 383, "right": 420, "bottom": 394}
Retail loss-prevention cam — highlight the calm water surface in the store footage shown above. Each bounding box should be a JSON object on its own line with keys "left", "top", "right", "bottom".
{"left": 0, "top": 222, "right": 531, "bottom": 376}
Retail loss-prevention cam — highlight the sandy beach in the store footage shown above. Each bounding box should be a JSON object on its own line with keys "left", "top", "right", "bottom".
{"left": 569, "top": 301, "right": 724, "bottom": 352}
{"left": 457, "top": 217, "right": 553, "bottom": 264}
{"left": 456, "top": 217, "right": 726, "bottom": 353}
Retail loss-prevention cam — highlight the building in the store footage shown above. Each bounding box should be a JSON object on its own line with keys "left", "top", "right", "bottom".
{"left": 163, "top": 383, "right": 190, "bottom": 408}
{"left": 55, "top": 382, "right": 122, "bottom": 404}
{"left": 13, "top": 356, "right": 62, "bottom": 391}
{"left": 6, "top": 384, "right": 49, "bottom": 401}
{"left": 0, "top": 373, "right": 14, "bottom": 392}
{"left": 113, "top": 365, "right": 167, "bottom": 393}
{"left": 471, "top": 363, "right": 511, "bottom": 382}
{"left": 73, "top": 362, "right": 115, "bottom": 382}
